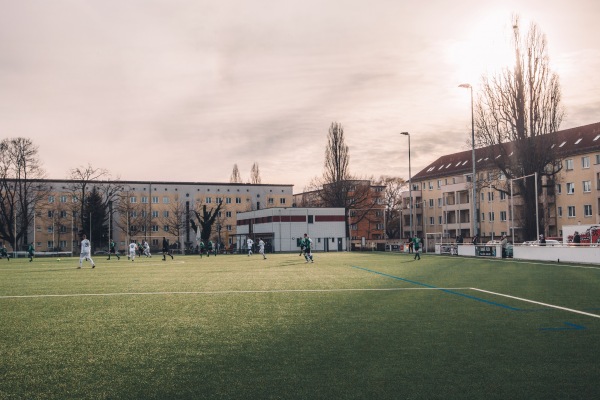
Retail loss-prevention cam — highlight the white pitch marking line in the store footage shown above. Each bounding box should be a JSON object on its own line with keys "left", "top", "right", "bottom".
{"left": 0, "top": 287, "right": 472, "bottom": 299}
{"left": 471, "top": 287, "right": 600, "bottom": 319}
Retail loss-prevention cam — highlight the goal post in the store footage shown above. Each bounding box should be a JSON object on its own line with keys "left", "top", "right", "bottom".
{"left": 425, "top": 232, "right": 444, "bottom": 253}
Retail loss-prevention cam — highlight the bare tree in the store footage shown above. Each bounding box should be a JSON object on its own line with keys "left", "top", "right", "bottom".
{"left": 190, "top": 203, "right": 223, "bottom": 244}
{"left": 113, "top": 188, "right": 146, "bottom": 242}
{"left": 0, "top": 138, "right": 48, "bottom": 249}
{"left": 67, "top": 164, "right": 123, "bottom": 247}
{"left": 376, "top": 176, "right": 406, "bottom": 239}
{"left": 250, "top": 162, "right": 261, "bottom": 184}
{"left": 474, "top": 16, "right": 564, "bottom": 240}
{"left": 160, "top": 196, "right": 187, "bottom": 247}
{"left": 307, "top": 122, "right": 381, "bottom": 238}
{"left": 230, "top": 164, "right": 242, "bottom": 183}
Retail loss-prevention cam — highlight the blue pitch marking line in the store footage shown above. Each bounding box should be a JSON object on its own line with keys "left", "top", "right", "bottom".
{"left": 539, "top": 322, "right": 586, "bottom": 331}
{"left": 352, "top": 266, "right": 520, "bottom": 311}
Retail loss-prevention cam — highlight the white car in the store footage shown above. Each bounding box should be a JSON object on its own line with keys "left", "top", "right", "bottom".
{"left": 522, "top": 239, "right": 561, "bottom": 246}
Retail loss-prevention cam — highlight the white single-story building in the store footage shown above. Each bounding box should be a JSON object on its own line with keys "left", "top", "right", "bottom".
{"left": 235, "top": 207, "right": 347, "bottom": 253}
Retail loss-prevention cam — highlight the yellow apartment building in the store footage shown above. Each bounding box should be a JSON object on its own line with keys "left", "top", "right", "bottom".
{"left": 407, "top": 122, "right": 600, "bottom": 245}
{"left": 30, "top": 180, "right": 293, "bottom": 254}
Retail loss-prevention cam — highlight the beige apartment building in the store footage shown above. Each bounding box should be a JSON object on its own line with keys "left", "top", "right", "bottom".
{"left": 30, "top": 180, "right": 293, "bottom": 254}
{"left": 406, "top": 122, "right": 600, "bottom": 244}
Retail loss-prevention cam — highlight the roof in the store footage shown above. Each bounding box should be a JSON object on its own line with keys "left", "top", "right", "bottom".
{"left": 412, "top": 122, "right": 600, "bottom": 181}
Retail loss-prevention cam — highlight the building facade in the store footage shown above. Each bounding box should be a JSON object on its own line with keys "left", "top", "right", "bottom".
{"left": 29, "top": 180, "right": 293, "bottom": 254}
{"left": 407, "top": 122, "right": 600, "bottom": 243}
{"left": 236, "top": 207, "right": 347, "bottom": 253}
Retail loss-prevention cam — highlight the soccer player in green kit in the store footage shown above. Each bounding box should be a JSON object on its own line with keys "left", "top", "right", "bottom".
{"left": 303, "top": 233, "right": 314, "bottom": 263}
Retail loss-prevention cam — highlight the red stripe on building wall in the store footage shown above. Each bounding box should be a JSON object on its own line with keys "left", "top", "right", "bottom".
{"left": 315, "top": 215, "right": 345, "bottom": 222}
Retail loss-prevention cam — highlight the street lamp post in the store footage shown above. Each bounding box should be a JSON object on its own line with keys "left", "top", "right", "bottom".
{"left": 459, "top": 83, "right": 478, "bottom": 239}
{"left": 400, "top": 132, "right": 413, "bottom": 239}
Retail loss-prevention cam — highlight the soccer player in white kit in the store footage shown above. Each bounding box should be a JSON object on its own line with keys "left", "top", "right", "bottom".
{"left": 78, "top": 234, "right": 95, "bottom": 269}
{"left": 129, "top": 240, "right": 138, "bottom": 262}
{"left": 143, "top": 241, "right": 152, "bottom": 257}
{"left": 247, "top": 238, "right": 254, "bottom": 256}
{"left": 258, "top": 238, "right": 266, "bottom": 259}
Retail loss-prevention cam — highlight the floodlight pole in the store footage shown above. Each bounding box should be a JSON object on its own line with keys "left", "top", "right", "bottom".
{"left": 400, "top": 132, "right": 412, "bottom": 239}
{"left": 459, "top": 83, "right": 477, "bottom": 239}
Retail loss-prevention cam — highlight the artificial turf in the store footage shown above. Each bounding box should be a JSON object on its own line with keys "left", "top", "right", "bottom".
{"left": 1, "top": 252, "right": 599, "bottom": 399}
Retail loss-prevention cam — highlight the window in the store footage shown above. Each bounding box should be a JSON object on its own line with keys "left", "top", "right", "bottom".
{"left": 438, "top": 198, "right": 443, "bottom": 207}
{"left": 129, "top": 211, "right": 137, "bottom": 218}
{"left": 47, "top": 241, "right": 54, "bottom": 249}
{"left": 584, "top": 205, "right": 593, "bottom": 217}
{"left": 152, "top": 196, "right": 159, "bottom": 204}
{"left": 376, "top": 223, "right": 384, "bottom": 230}
{"left": 141, "top": 196, "right": 148, "bottom": 204}
{"left": 566, "top": 159, "right": 574, "bottom": 170}
{"left": 162, "top": 197, "right": 169, "bottom": 204}
{"left": 481, "top": 212, "right": 485, "bottom": 222}
{"left": 280, "top": 198, "right": 286, "bottom": 205}
{"left": 152, "top": 225, "right": 159, "bottom": 232}
{"left": 558, "top": 207, "right": 563, "bottom": 217}
{"left": 163, "top": 225, "right": 169, "bottom": 232}
{"left": 582, "top": 156, "right": 590, "bottom": 169}
{"left": 429, "top": 216, "right": 434, "bottom": 225}
{"left": 487, "top": 192, "right": 494, "bottom": 202}
{"left": 438, "top": 216, "right": 443, "bottom": 225}
{"left": 226, "top": 197, "right": 232, "bottom": 204}
{"left": 429, "top": 182, "right": 433, "bottom": 190}
{"left": 437, "top": 180, "right": 442, "bottom": 189}
{"left": 47, "top": 226, "right": 53, "bottom": 233}
{"left": 152, "top": 211, "right": 159, "bottom": 218}
{"left": 556, "top": 184, "right": 562, "bottom": 194}
{"left": 500, "top": 211, "right": 507, "bottom": 222}
{"left": 130, "top": 196, "right": 137, "bottom": 203}
{"left": 566, "top": 183, "right": 575, "bottom": 194}
{"left": 206, "top": 197, "right": 212, "bottom": 204}
{"left": 163, "top": 211, "right": 169, "bottom": 218}
{"left": 226, "top": 225, "right": 232, "bottom": 231}
{"left": 583, "top": 181, "right": 591, "bottom": 193}
{"left": 48, "top": 196, "right": 55, "bottom": 203}
{"left": 568, "top": 206, "right": 576, "bottom": 218}
{"left": 351, "top": 224, "right": 358, "bottom": 230}
{"left": 47, "top": 210, "right": 54, "bottom": 218}
{"left": 236, "top": 197, "right": 242, "bottom": 204}
{"left": 429, "top": 199, "right": 434, "bottom": 207}
{"left": 141, "top": 211, "right": 147, "bottom": 218}
{"left": 60, "top": 211, "right": 67, "bottom": 218}
{"left": 488, "top": 212, "right": 495, "bottom": 222}
{"left": 596, "top": 154, "right": 600, "bottom": 164}
{"left": 60, "top": 196, "right": 67, "bottom": 203}
{"left": 216, "top": 197, "right": 223, "bottom": 204}
{"left": 500, "top": 192, "right": 507, "bottom": 200}
{"left": 268, "top": 198, "right": 274, "bottom": 205}
{"left": 225, "top": 211, "right": 232, "bottom": 218}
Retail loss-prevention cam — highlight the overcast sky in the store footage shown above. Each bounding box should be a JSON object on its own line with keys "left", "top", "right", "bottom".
{"left": 1, "top": 0, "right": 599, "bottom": 192}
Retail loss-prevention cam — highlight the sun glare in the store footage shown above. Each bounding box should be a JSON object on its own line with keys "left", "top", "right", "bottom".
{"left": 446, "top": 11, "right": 516, "bottom": 86}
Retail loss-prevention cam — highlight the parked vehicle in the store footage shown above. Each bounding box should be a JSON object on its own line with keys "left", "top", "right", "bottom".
{"left": 522, "top": 239, "right": 561, "bottom": 246}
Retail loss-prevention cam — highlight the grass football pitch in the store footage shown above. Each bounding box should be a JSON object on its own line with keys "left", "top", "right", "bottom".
{"left": 1, "top": 252, "right": 599, "bottom": 399}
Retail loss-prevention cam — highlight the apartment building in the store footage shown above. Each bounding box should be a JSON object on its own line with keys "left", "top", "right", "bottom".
{"left": 408, "top": 122, "right": 600, "bottom": 243}
{"left": 31, "top": 180, "right": 293, "bottom": 253}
